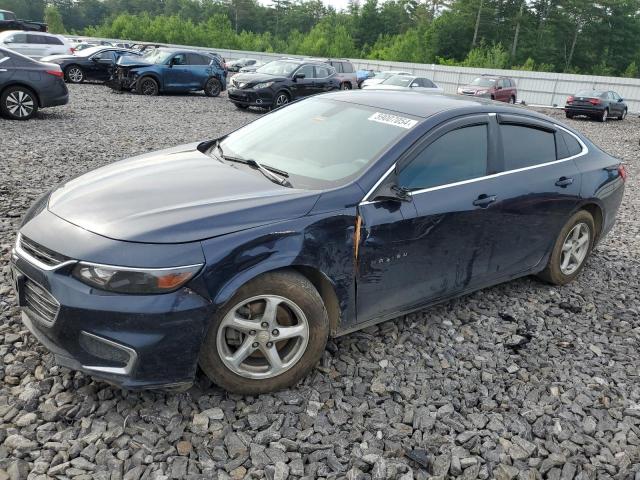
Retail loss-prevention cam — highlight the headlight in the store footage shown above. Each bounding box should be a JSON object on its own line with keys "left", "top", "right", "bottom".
{"left": 72, "top": 262, "right": 202, "bottom": 294}
{"left": 253, "top": 81, "right": 274, "bottom": 89}
{"left": 475, "top": 90, "right": 488, "bottom": 95}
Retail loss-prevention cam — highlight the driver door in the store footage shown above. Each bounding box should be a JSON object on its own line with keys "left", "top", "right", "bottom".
{"left": 88, "top": 50, "right": 116, "bottom": 80}
{"left": 164, "top": 53, "right": 190, "bottom": 90}
{"left": 291, "top": 64, "right": 315, "bottom": 98}
{"left": 356, "top": 115, "right": 497, "bottom": 324}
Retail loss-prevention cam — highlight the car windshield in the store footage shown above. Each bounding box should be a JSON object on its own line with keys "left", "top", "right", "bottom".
{"left": 143, "top": 49, "right": 174, "bottom": 64}
{"left": 382, "top": 75, "right": 414, "bottom": 87}
{"left": 375, "top": 72, "right": 398, "bottom": 80}
{"left": 470, "top": 77, "right": 496, "bottom": 87}
{"left": 76, "top": 46, "right": 106, "bottom": 57}
{"left": 218, "top": 98, "right": 418, "bottom": 189}
{"left": 256, "top": 60, "right": 300, "bottom": 76}
{"left": 575, "top": 90, "right": 604, "bottom": 97}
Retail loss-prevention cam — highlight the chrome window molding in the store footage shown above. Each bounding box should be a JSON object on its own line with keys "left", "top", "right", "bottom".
{"left": 360, "top": 120, "right": 588, "bottom": 205}
{"left": 80, "top": 331, "right": 138, "bottom": 376}
{"left": 14, "top": 234, "right": 77, "bottom": 271}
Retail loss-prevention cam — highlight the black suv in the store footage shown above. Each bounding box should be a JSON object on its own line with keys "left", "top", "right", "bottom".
{"left": 228, "top": 59, "right": 339, "bottom": 110}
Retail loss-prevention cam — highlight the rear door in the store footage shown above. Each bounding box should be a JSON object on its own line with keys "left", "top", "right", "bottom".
{"left": 44, "top": 35, "right": 68, "bottom": 56}
{"left": 4, "top": 32, "right": 31, "bottom": 57}
{"left": 187, "top": 53, "right": 212, "bottom": 89}
{"left": 480, "top": 115, "right": 583, "bottom": 278}
{"left": 496, "top": 78, "right": 509, "bottom": 102}
{"left": 313, "top": 65, "right": 334, "bottom": 93}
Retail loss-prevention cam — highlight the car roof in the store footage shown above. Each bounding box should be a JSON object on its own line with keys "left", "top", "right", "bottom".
{"left": 159, "top": 47, "right": 214, "bottom": 55}
{"left": 322, "top": 90, "right": 546, "bottom": 120}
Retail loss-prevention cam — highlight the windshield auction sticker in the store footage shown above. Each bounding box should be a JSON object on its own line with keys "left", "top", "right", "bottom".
{"left": 368, "top": 112, "right": 417, "bottom": 129}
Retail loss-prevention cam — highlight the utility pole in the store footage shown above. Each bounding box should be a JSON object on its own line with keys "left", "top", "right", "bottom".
{"left": 511, "top": 2, "right": 524, "bottom": 60}
{"left": 472, "top": 0, "right": 483, "bottom": 47}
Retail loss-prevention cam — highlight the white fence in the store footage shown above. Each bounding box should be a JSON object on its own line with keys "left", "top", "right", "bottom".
{"left": 77, "top": 37, "right": 640, "bottom": 113}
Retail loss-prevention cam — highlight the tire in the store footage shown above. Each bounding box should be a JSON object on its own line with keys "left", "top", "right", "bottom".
{"left": 618, "top": 108, "right": 627, "bottom": 120}
{"left": 537, "top": 210, "right": 595, "bottom": 285}
{"left": 509, "top": 96, "right": 516, "bottom": 104}
{"left": 0, "top": 86, "right": 38, "bottom": 120}
{"left": 65, "top": 65, "right": 84, "bottom": 84}
{"left": 204, "top": 77, "right": 222, "bottom": 97}
{"left": 234, "top": 103, "right": 249, "bottom": 110}
{"left": 271, "top": 91, "right": 290, "bottom": 110}
{"left": 565, "top": 111, "right": 574, "bottom": 119}
{"left": 340, "top": 82, "right": 352, "bottom": 90}
{"left": 199, "top": 270, "right": 329, "bottom": 394}
{"left": 600, "top": 108, "right": 608, "bottom": 122}
{"left": 136, "top": 76, "right": 159, "bottom": 96}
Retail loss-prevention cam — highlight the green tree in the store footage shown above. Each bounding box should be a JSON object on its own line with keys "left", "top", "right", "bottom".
{"left": 44, "top": 4, "right": 66, "bottom": 34}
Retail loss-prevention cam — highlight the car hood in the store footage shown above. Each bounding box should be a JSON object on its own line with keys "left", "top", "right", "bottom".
{"left": 47, "top": 143, "right": 320, "bottom": 244}
{"left": 232, "top": 72, "right": 286, "bottom": 85}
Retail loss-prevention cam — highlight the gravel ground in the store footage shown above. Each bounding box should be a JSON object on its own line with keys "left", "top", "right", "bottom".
{"left": 0, "top": 85, "right": 639, "bottom": 480}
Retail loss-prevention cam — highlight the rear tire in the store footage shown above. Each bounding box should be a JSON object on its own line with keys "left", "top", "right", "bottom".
{"left": 600, "top": 108, "right": 608, "bottom": 122}
{"left": 0, "top": 86, "right": 38, "bottom": 120}
{"left": 204, "top": 77, "right": 222, "bottom": 97}
{"left": 199, "top": 271, "right": 329, "bottom": 394}
{"left": 136, "top": 77, "right": 159, "bottom": 96}
{"left": 618, "top": 108, "right": 627, "bottom": 120}
{"left": 340, "top": 82, "right": 352, "bottom": 90}
{"left": 565, "top": 111, "right": 574, "bottom": 119}
{"left": 509, "top": 96, "right": 516, "bottom": 104}
{"left": 537, "top": 210, "right": 595, "bottom": 285}
{"left": 65, "top": 65, "right": 84, "bottom": 84}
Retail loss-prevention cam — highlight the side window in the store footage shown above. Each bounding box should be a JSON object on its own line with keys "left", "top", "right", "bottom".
{"left": 46, "top": 36, "right": 64, "bottom": 45}
{"left": 186, "top": 53, "right": 205, "bottom": 65}
{"left": 314, "top": 65, "right": 331, "bottom": 78}
{"left": 332, "top": 62, "right": 343, "bottom": 73}
{"left": 94, "top": 50, "right": 116, "bottom": 61}
{"left": 398, "top": 124, "right": 488, "bottom": 190}
{"left": 423, "top": 79, "right": 437, "bottom": 88}
{"left": 342, "top": 62, "right": 354, "bottom": 73}
{"left": 410, "top": 78, "right": 422, "bottom": 87}
{"left": 9, "top": 33, "right": 27, "bottom": 43}
{"left": 28, "top": 35, "right": 47, "bottom": 45}
{"left": 501, "top": 125, "right": 556, "bottom": 169}
{"left": 295, "top": 64, "right": 315, "bottom": 79}
{"left": 171, "top": 53, "right": 187, "bottom": 65}
{"left": 558, "top": 131, "right": 582, "bottom": 158}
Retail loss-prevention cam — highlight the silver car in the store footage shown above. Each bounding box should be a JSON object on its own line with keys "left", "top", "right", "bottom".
{"left": 363, "top": 74, "right": 443, "bottom": 93}
{"left": 361, "top": 70, "right": 411, "bottom": 88}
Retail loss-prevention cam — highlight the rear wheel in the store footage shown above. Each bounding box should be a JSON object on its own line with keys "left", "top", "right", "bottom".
{"left": 199, "top": 271, "right": 329, "bottom": 394}
{"left": 0, "top": 86, "right": 38, "bottom": 120}
{"left": 204, "top": 77, "right": 222, "bottom": 97}
{"left": 65, "top": 66, "right": 84, "bottom": 84}
{"left": 565, "top": 111, "right": 574, "bottom": 119}
{"left": 340, "top": 82, "right": 352, "bottom": 90}
{"left": 600, "top": 108, "right": 609, "bottom": 122}
{"left": 136, "top": 77, "right": 159, "bottom": 96}
{"left": 537, "top": 210, "right": 595, "bottom": 285}
{"left": 509, "top": 95, "right": 516, "bottom": 104}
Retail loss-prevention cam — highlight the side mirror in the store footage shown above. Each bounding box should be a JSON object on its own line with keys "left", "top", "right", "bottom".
{"left": 293, "top": 72, "right": 305, "bottom": 81}
{"left": 618, "top": 98, "right": 624, "bottom": 102}
{"left": 410, "top": 83, "right": 418, "bottom": 88}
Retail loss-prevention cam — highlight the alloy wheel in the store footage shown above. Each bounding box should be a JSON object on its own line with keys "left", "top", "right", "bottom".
{"left": 216, "top": 295, "right": 309, "bottom": 379}
{"left": 67, "top": 67, "right": 83, "bottom": 83}
{"left": 275, "top": 94, "right": 289, "bottom": 107}
{"left": 559, "top": 222, "right": 590, "bottom": 275}
{"left": 205, "top": 79, "right": 221, "bottom": 97}
{"left": 601, "top": 109, "right": 608, "bottom": 122}
{"left": 141, "top": 79, "right": 158, "bottom": 96}
{"left": 6, "top": 90, "right": 35, "bottom": 119}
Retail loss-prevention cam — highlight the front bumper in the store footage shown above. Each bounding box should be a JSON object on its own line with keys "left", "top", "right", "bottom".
{"left": 11, "top": 212, "right": 213, "bottom": 390}
{"left": 228, "top": 87, "right": 274, "bottom": 107}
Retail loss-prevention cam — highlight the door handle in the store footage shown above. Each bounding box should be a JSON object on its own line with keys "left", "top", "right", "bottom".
{"left": 473, "top": 194, "right": 497, "bottom": 207}
{"left": 555, "top": 176, "right": 574, "bottom": 187}
{"left": 0, "top": 69, "right": 7, "bottom": 72}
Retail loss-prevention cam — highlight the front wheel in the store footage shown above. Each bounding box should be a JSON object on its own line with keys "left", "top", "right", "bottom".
{"left": 136, "top": 77, "right": 159, "bottom": 96}
{"left": 271, "top": 91, "right": 290, "bottom": 110}
{"left": 600, "top": 108, "right": 609, "bottom": 122}
{"left": 618, "top": 108, "right": 627, "bottom": 120}
{"left": 537, "top": 210, "right": 595, "bottom": 285}
{"left": 204, "top": 77, "right": 222, "bottom": 97}
{"left": 199, "top": 271, "right": 329, "bottom": 394}
{"left": 0, "top": 86, "right": 38, "bottom": 120}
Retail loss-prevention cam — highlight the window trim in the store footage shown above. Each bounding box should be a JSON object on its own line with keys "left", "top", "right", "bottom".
{"left": 361, "top": 119, "right": 587, "bottom": 205}
{"left": 293, "top": 64, "right": 317, "bottom": 79}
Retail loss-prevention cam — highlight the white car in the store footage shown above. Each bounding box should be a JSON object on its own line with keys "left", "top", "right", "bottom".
{"left": 360, "top": 70, "right": 411, "bottom": 88}
{"left": 0, "top": 31, "right": 73, "bottom": 60}
{"left": 363, "top": 74, "right": 444, "bottom": 93}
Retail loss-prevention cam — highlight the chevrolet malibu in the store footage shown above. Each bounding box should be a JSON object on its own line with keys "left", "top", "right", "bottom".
{"left": 11, "top": 92, "right": 626, "bottom": 393}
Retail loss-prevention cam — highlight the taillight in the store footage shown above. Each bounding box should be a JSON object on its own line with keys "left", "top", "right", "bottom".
{"left": 618, "top": 164, "right": 627, "bottom": 182}
{"left": 46, "top": 69, "right": 64, "bottom": 78}
{"left": 566, "top": 96, "right": 574, "bottom": 104}
{"left": 589, "top": 98, "right": 601, "bottom": 105}
{"left": 70, "top": 47, "right": 75, "bottom": 54}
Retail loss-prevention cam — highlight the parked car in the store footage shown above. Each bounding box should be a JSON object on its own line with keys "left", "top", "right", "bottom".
{"left": 356, "top": 69, "right": 376, "bottom": 88}
{"left": 360, "top": 70, "right": 411, "bottom": 88}
{"left": 458, "top": 75, "right": 517, "bottom": 103}
{"left": 228, "top": 59, "right": 339, "bottom": 109}
{"left": 71, "top": 42, "right": 96, "bottom": 52}
{"left": 305, "top": 58, "right": 357, "bottom": 89}
{"left": 11, "top": 91, "right": 625, "bottom": 393}
{"left": 0, "top": 47, "right": 68, "bottom": 120}
{"left": 0, "top": 30, "right": 73, "bottom": 59}
{"left": 0, "top": 9, "right": 47, "bottom": 33}
{"left": 228, "top": 58, "right": 259, "bottom": 72}
{"left": 107, "top": 48, "right": 227, "bottom": 97}
{"left": 364, "top": 74, "right": 443, "bottom": 93}
{"left": 565, "top": 90, "right": 627, "bottom": 122}
{"left": 42, "top": 46, "right": 142, "bottom": 84}
{"left": 239, "top": 61, "right": 264, "bottom": 73}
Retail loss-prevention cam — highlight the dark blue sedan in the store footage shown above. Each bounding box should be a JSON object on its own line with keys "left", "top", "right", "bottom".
{"left": 108, "top": 47, "right": 227, "bottom": 97}
{"left": 10, "top": 91, "right": 626, "bottom": 393}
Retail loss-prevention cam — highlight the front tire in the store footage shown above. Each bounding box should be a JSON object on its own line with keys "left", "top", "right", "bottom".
{"left": 0, "top": 86, "right": 38, "bottom": 120}
{"left": 136, "top": 77, "right": 159, "bottom": 96}
{"left": 600, "top": 108, "right": 608, "bottom": 122}
{"left": 234, "top": 103, "right": 249, "bottom": 109}
{"left": 618, "top": 108, "right": 627, "bottom": 120}
{"left": 199, "top": 271, "right": 329, "bottom": 394}
{"left": 537, "top": 210, "right": 595, "bottom": 285}
{"left": 271, "top": 91, "right": 290, "bottom": 110}
{"left": 204, "top": 77, "right": 222, "bottom": 97}
{"left": 65, "top": 66, "right": 84, "bottom": 84}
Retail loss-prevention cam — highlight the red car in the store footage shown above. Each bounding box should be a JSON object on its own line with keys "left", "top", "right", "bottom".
{"left": 458, "top": 75, "right": 517, "bottom": 103}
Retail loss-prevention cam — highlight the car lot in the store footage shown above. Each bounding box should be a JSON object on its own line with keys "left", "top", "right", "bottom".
{"left": 0, "top": 84, "right": 639, "bottom": 478}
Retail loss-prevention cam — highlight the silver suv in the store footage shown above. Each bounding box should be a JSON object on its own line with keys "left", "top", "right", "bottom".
{"left": 306, "top": 58, "right": 357, "bottom": 90}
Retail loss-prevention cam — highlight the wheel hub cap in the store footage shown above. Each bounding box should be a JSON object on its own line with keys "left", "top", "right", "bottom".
{"left": 560, "top": 222, "right": 590, "bottom": 275}
{"left": 216, "top": 295, "right": 309, "bottom": 379}
{"left": 6, "top": 91, "right": 34, "bottom": 118}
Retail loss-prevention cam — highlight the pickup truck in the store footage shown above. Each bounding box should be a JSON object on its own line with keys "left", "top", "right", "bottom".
{"left": 0, "top": 9, "right": 47, "bottom": 33}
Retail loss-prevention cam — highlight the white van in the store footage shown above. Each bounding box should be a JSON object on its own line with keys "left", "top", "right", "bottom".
{"left": 0, "top": 31, "right": 72, "bottom": 59}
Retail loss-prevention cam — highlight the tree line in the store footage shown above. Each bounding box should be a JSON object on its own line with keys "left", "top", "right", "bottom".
{"left": 2, "top": 0, "right": 639, "bottom": 77}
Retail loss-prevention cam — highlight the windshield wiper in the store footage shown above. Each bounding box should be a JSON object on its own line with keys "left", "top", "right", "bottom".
{"left": 214, "top": 143, "right": 292, "bottom": 187}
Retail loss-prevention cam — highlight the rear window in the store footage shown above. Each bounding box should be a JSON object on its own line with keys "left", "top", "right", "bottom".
{"left": 559, "top": 131, "right": 583, "bottom": 158}
{"left": 575, "top": 90, "right": 604, "bottom": 98}
{"left": 332, "top": 62, "right": 343, "bottom": 73}
{"left": 501, "top": 125, "right": 557, "bottom": 170}
{"left": 27, "top": 35, "right": 49, "bottom": 44}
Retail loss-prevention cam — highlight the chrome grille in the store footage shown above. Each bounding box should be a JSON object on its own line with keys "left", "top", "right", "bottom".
{"left": 24, "top": 279, "right": 60, "bottom": 324}
{"left": 19, "top": 235, "right": 70, "bottom": 268}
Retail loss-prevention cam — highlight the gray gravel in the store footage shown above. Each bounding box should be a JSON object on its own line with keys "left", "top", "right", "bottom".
{"left": 1, "top": 85, "right": 640, "bottom": 480}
